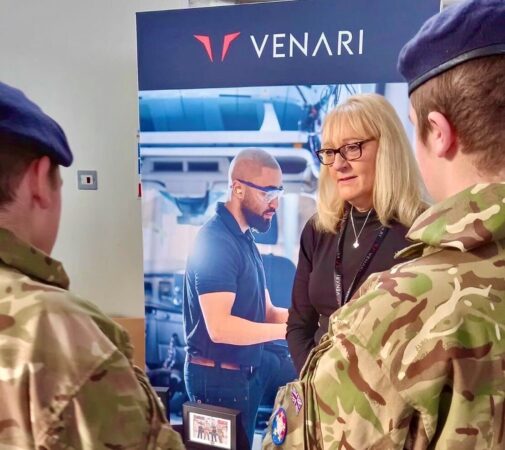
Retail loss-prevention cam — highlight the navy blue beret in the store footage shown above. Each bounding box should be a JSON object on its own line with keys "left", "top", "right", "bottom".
{"left": 398, "top": 0, "right": 505, "bottom": 94}
{"left": 0, "top": 81, "right": 73, "bottom": 166}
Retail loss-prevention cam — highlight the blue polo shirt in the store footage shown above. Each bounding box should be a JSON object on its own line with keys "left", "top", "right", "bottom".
{"left": 183, "top": 202, "right": 267, "bottom": 367}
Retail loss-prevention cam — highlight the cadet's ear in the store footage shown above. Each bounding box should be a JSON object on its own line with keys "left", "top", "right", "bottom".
{"left": 426, "top": 111, "right": 457, "bottom": 159}
{"left": 27, "top": 156, "right": 57, "bottom": 209}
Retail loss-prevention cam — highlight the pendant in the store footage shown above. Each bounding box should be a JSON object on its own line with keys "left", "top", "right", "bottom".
{"left": 353, "top": 241, "right": 359, "bottom": 248}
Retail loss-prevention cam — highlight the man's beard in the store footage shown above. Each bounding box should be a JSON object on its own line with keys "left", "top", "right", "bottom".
{"left": 241, "top": 203, "right": 273, "bottom": 233}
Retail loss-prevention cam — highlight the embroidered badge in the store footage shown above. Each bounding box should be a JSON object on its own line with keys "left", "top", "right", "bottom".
{"left": 271, "top": 407, "right": 287, "bottom": 446}
{"left": 290, "top": 386, "right": 303, "bottom": 415}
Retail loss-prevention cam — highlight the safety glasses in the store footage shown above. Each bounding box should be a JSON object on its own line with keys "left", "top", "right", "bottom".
{"left": 236, "top": 178, "right": 284, "bottom": 202}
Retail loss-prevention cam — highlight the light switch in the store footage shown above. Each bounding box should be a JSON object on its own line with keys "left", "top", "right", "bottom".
{"left": 77, "top": 170, "right": 98, "bottom": 190}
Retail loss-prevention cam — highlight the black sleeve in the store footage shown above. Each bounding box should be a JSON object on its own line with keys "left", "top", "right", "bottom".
{"left": 287, "top": 217, "right": 320, "bottom": 375}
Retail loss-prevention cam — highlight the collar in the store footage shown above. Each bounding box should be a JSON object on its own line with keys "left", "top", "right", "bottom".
{"left": 347, "top": 203, "right": 375, "bottom": 216}
{"left": 397, "top": 183, "right": 505, "bottom": 257}
{"left": 216, "top": 202, "right": 255, "bottom": 241}
{"left": 0, "top": 228, "right": 70, "bottom": 289}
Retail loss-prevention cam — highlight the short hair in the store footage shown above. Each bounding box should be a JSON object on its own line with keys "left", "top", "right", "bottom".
{"left": 0, "top": 134, "right": 58, "bottom": 208}
{"left": 228, "top": 148, "right": 281, "bottom": 185}
{"left": 316, "top": 93, "right": 426, "bottom": 233}
{"left": 411, "top": 55, "right": 505, "bottom": 175}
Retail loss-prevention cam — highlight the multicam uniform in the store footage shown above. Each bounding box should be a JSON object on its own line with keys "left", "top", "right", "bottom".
{"left": 264, "top": 183, "right": 505, "bottom": 449}
{"left": 0, "top": 229, "right": 184, "bottom": 450}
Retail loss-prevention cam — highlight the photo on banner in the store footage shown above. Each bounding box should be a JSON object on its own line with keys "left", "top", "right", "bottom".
{"left": 141, "top": 81, "right": 409, "bottom": 420}
{"left": 136, "top": 0, "right": 440, "bottom": 428}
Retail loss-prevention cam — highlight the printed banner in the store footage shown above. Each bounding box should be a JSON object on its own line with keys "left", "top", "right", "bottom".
{"left": 136, "top": 0, "right": 439, "bottom": 443}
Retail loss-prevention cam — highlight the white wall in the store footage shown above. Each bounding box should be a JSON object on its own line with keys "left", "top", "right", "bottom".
{"left": 0, "top": 0, "right": 187, "bottom": 316}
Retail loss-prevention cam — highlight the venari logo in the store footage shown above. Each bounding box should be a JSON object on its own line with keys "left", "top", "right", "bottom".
{"left": 194, "top": 30, "right": 364, "bottom": 62}
{"left": 193, "top": 32, "right": 241, "bottom": 62}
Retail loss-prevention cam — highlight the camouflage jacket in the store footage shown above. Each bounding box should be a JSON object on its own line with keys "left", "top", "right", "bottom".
{"left": 0, "top": 229, "right": 184, "bottom": 450}
{"left": 263, "top": 183, "right": 505, "bottom": 450}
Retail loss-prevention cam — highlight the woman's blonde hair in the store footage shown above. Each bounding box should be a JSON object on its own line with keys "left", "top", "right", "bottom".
{"left": 316, "top": 93, "right": 426, "bottom": 233}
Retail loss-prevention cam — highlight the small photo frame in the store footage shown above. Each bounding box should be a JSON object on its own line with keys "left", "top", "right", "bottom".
{"left": 183, "top": 402, "right": 240, "bottom": 450}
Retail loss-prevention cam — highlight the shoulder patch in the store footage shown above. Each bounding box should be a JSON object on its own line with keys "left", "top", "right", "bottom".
{"left": 271, "top": 407, "right": 287, "bottom": 445}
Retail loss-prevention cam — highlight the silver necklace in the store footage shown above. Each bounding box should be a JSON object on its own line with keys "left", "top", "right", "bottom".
{"left": 350, "top": 206, "right": 373, "bottom": 248}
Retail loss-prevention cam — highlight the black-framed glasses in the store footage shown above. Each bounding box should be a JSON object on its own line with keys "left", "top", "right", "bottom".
{"left": 236, "top": 178, "right": 284, "bottom": 202}
{"left": 315, "top": 139, "right": 374, "bottom": 166}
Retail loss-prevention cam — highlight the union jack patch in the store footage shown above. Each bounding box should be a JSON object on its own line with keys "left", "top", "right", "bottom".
{"left": 290, "top": 386, "right": 303, "bottom": 415}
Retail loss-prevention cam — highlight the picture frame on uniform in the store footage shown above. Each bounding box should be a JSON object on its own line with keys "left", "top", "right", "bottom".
{"left": 183, "top": 402, "right": 240, "bottom": 450}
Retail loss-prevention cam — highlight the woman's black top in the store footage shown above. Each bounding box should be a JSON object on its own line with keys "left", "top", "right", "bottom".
{"left": 286, "top": 209, "right": 412, "bottom": 374}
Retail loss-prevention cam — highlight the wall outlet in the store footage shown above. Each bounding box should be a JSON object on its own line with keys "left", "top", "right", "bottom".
{"left": 77, "top": 170, "right": 98, "bottom": 190}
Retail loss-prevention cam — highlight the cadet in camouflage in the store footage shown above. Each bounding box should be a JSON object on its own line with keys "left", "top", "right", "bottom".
{"left": 264, "top": 183, "right": 505, "bottom": 449}
{"left": 263, "top": 0, "right": 505, "bottom": 448}
{"left": 0, "top": 81, "right": 184, "bottom": 449}
{"left": 0, "top": 229, "right": 185, "bottom": 449}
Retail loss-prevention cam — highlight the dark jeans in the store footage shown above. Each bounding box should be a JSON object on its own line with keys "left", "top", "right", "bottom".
{"left": 184, "top": 349, "right": 288, "bottom": 449}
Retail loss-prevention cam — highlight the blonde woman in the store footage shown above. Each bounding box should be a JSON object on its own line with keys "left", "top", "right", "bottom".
{"left": 287, "top": 93, "right": 426, "bottom": 374}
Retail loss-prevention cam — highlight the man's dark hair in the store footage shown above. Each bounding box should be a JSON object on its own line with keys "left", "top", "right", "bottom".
{"left": 0, "top": 134, "right": 58, "bottom": 208}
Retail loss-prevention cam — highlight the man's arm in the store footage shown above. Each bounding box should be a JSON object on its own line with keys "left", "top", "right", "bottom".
{"left": 308, "top": 324, "right": 415, "bottom": 449}
{"left": 42, "top": 351, "right": 184, "bottom": 450}
{"left": 311, "top": 270, "right": 439, "bottom": 449}
{"left": 24, "top": 293, "right": 185, "bottom": 450}
{"left": 264, "top": 289, "right": 288, "bottom": 324}
{"left": 199, "top": 292, "right": 286, "bottom": 345}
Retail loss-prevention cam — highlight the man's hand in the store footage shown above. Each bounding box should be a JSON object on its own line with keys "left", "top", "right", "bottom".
{"left": 265, "top": 289, "right": 289, "bottom": 324}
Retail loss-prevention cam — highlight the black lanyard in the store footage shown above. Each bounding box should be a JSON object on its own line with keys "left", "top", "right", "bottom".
{"left": 334, "top": 208, "right": 389, "bottom": 306}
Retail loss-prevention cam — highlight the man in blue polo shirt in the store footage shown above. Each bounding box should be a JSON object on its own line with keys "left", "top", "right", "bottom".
{"left": 184, "top": 148, "right": 289, "bottom": 449}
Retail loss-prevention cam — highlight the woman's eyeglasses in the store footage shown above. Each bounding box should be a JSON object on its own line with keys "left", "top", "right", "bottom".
{"left": 236, "top": 178, "right": 284, "bottom": 202}
{"left": 315, "top": 139, "right": 374, "bottom": 166}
